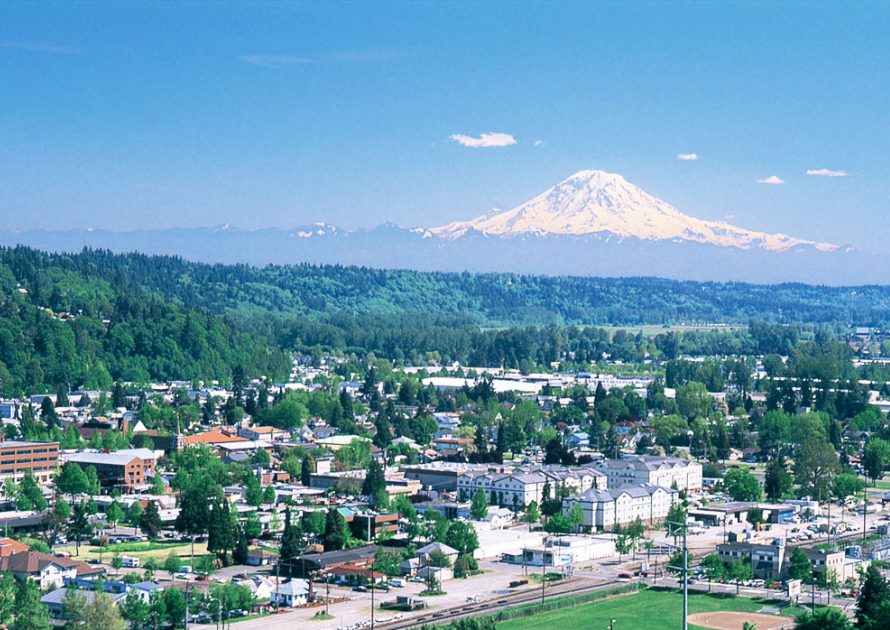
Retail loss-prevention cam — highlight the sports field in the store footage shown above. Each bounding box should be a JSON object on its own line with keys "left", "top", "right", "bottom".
{"left": 497, "top": 588, "right": 806, "bottom": 630}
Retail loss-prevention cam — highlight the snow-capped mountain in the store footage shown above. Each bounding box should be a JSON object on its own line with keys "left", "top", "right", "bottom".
{"left": 433, "top": 169, "right": 837, "bottom": 252}
{"left": 0, "top": 169, "right": 873, "bottom": 283}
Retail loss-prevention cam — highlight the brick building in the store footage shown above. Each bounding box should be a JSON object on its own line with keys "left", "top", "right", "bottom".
{"left": 63, "top": 448, "right": 157, "bottom": 491}
{"left": 0, "top": 437, "right": 60, "bottom": 484}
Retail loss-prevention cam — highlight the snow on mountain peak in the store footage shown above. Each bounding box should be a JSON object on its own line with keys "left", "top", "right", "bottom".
{"left": 432, "top": 169, "right": 837, "bottom": 252}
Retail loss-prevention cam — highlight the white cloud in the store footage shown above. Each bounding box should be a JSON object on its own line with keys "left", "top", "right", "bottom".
{"left": 807, "top": 168, "right": 848, "bottom": 177}
{"left": 756, "top": 176, "right": 785, "bottom": 184}
{"left": 534, "top": 140, "right": 545, "bottom": 147}
{"left": 724, "top": 214, "right": 736, "bottom": 220}
{"left": 240, "top": 55, "right": 319, "bottom": 68}
{"left": 448, "top": 132, "right": 517, "bottom": 148}
{"left": 677, "top": 153, "right": 698, "bottom": 161}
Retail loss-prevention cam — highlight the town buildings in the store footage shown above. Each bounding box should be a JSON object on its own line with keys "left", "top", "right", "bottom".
{"left": 63, "top": 448, "right": 157, "bottom": 491}
{"left": 0, "top": 437, "right": 60, "bottom": 484}
{"left": 561, "top": 484, "right": 678, "bottom": 531}
{"left": 592, "top": 456, "right": 703, "bottom": 491}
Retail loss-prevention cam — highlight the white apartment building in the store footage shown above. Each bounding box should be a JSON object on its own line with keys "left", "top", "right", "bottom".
{"left": 457, "top": 465, "right": 607, "bottom": 509}
{"left": 561, "top": 484, "right": 678, "bottom": 531}
{"left": 591, "top": 456, "right": 703, "bottom": 492}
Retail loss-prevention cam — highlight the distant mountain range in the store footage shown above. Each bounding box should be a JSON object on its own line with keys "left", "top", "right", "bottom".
{"left": 0, "top": 170, "right": 876, "bottom": 284}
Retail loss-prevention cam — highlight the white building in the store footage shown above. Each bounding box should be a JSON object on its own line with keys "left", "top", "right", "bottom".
{"left": 502, "top": 535, "right": 617, "bottom": 567}
{"left": 271, "top": 579, "right": 310, "bottom": 607}
{"left": 591, "top": 456, "right": 702, "bottom": 491}
{"left": 457, "top": 465, "right": 607, "bottom": 508}
{"left": 561, "top": 484, "right": 678, "bottom": 531}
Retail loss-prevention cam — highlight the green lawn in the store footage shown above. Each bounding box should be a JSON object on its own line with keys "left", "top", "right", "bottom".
{"left": 58, "top": 540, "right": 210, "bottom": 562}
{"left": 498, "top": 587, "right": 811, "bottom": 630}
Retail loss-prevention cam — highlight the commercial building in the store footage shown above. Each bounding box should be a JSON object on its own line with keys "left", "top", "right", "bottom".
{"left": 561, "top": 484, "right": 678, "bottom": 531}
{"left": 501, "top": 535, "right": 617, "bottom": 567}
{"left": 63, "top": 448, "right": 157, "bottom": 491}
{"left": 591, "top": 456, "right": 703, "bottom": 492}
{"left": 0, "top": 438, "right": 60, "bottom": 484}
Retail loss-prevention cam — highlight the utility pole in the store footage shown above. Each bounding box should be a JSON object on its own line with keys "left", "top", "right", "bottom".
{"left": 862, "top": 480, "right": 868, "bottom": 542}
{"left": 665, "top": 519, "right": 689, "bottom": 630}
{"left": 370, "top": 579, "right": 375, "bottom": 630}
{"left": 541, "top": 556, "right": 545, "bottom": 607}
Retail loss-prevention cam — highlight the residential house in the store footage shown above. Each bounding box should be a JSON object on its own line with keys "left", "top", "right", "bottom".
{"left": 270, "top": 579, "right": 310, "bottom": 607}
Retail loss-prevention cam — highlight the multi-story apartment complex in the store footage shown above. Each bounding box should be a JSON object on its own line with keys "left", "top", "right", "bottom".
{"left": 457, "top": 465, "right": 607, "bottom": 508}
{"left": 0, "top": 437, "right": 60, "bottom": 484}
{"left": 561, "top": 484, "right": 678, "bottom": 531}
{"left": 592, "top": 456, "right": 703, "bottom": 491}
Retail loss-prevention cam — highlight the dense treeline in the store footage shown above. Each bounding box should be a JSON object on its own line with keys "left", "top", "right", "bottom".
{"left": 50, "top": 248, "right": 890, "bottom": 326}
{"left": 0, "top": 248, "right": 290, "bottom": 395}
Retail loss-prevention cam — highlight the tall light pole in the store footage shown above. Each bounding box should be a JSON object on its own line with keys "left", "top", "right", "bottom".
{"left": 665, "top": 519, "right": 689, "bottom": 630}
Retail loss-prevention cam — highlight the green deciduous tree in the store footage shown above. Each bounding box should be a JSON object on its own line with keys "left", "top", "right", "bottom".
{"left": 57, "top": 462, "right": 90, "bottom": 495}
{"left": 863, "top": 438, "right": 890, "bottom": 486}
{"left": 14, "top": 578, "right": 50, "bottom": 630}
{"left": 794, "top": 608, "right": 852, "bottom": 630}
{"left": 787, "top": 547, "right": 813, "bottom": 582}
{"left": 0, "top": 571, "right": 15, "bottom": 625}
{"left": 723, "top": 468, "right": 763, "bottom": 502}
{"left": 794, "top": 438, "right": 840, "bottom": 502}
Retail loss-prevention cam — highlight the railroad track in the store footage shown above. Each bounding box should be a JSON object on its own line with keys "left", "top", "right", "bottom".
{"left": 375, "top": 577, "right": 626, "bottom": 630}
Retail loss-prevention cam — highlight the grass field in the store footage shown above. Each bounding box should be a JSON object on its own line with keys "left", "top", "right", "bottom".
{"left": 59, "top": 540, "right": 211, "bottom": 562}
{"left": 497, "top": 587, "right": 811, "bottom": 630}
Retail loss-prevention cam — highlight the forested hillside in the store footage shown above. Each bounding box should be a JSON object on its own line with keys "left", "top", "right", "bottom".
{"left": 49, "top": 248, "right": 890, "bottom": 326}
{"left": 0, "top": 248, "right": 290, "bottom": 395}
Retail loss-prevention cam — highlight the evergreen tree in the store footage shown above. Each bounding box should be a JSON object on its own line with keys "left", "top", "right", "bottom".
{"left": 373, "top": 413, "right": 392, "bottom": 448}
{"left": 39, "top": 397, "right": 58, "bottom": 429}
{"left": 323, "top": 508, "right": 347, "bottom": 551}
{"left": 207, "top": 498, "right": 235, "bottom": 565}
{"left": 764, "top": 454, "right": 793, "bottom": 501}
{"left": 232, "top": 527, "right": 249, "bottom": 565}
{"left": 362, "top": 460, "right": 386, "bottom": 503}
{"left": 68, "top": 501, "right": 92, "bottom": 555}
{"left": 56, "top": 386, "right": 70, "bottom": 408}
{"left": 140, "top": 500, "right": 163, "bottom": 538}
{"left": 300, "top": 453, "right": 316, "bottom": 487}
{"left": 280, "top": 508, "right": 302, "bottom": 563}
{"left": 340, "top": 389, "right": 355, "bottom": 421}
{"left": 856, "top": 565, "right": 890, "bottom": 629}
{"left": 470, "top": 487, "right": 489, "bottom": 520}
{"left": 112, "top": 382, "right": 127, "bottom": 409}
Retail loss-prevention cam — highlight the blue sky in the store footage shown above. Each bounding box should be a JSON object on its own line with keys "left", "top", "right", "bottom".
{"left": 1, "top": 1, "right": 888, "bottom": 249}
